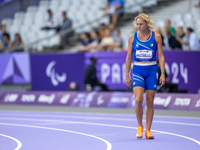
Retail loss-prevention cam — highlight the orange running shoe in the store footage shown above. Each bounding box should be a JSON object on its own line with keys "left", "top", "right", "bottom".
{"left": 145, "top": 130, "right": 154, "bottom": 139}
{"left": 136, "top": 126, "right": 143, "bottom": 138}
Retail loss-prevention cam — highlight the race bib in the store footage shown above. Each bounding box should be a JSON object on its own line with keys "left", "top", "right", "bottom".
{"left": 136, "top": 50, "right": 152, "bottom": 60}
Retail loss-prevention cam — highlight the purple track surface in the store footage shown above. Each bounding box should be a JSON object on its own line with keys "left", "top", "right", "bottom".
{"left": 0, "top": 111, "right": 200, "bottom": 150}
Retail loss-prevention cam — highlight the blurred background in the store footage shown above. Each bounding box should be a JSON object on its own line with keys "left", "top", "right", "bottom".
{"left": 0, "top": 0, "right": 200, "bottom": 111}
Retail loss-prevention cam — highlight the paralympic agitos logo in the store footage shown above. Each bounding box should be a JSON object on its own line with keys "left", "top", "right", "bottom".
{"left": 46, "top": 61, "right": 67, "bottom": 86}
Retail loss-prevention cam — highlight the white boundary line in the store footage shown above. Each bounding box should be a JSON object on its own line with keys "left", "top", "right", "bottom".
{"left": 0, "top": 115, "right": 200, "bottom": 127}
{"left": 0, "top": 123, "right": 112, "bottom": 150}
{"left": 0, "top": 117, "right": 200, "bottom": 147}
{"left": 0, "top": 111, "right": 200, "bottom": 119}
{"left": 0, "top": 133, "right": 22, "bottom": 150}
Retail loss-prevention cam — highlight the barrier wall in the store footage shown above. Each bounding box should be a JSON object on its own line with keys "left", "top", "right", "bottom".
{"left": 0, "top": 51, "right": 200, "bottom": 93}
{"left": 85, "top": 51, "right": 200, "bottom": 93}
{"left": 0, "top": 91, "right": 199, "bottom": 111}
{"left": 0, "top": 52, "right": 31, "bottom": 84}
{"left": 31, "top": 53, "right": 85, "bottom": 91}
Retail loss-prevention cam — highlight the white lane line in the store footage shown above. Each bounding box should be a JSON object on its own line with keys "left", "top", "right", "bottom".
{"left": 33, "top": 122, "right": 72, "bottom": 126}
{"left": 95, "top": 134, "right": 116, "bottom": 136}
{"left": 151, "top": 115, "right": 200, "bottom": 120}
{"left": 151, "top": 120, "right": 200, "bottom": 127}
{"left": 0, "top": 133, "right": 22, "bottom": 150}
{"left": 0, "top": 116, "right": 200, "bottom": 127}
{"left": 0, "top": 123, "right": 112, "bottom": 150}
{"left": 0, "top": 111, "right": 200, "bottom": 120}
{"left": 151, "top": 129, "right": 200, "bottom": 146}
{"left": 56, "top": 121, "right": 200, "bottom": 146}
{"left": 0, "top": 117, "right": 200, "bottom": 147}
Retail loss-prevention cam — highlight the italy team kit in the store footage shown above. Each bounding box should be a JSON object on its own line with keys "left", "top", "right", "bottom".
{"left": 132, "top": 31, "right": 158, "bottom": 91}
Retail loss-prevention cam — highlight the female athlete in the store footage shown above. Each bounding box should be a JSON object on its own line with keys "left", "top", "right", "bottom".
{"left": 125, "top": 13, "right": 165, "bottom": 139}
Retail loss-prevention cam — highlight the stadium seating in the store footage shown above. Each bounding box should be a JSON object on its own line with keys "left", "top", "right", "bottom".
{"left": 0, "top": 0, "right": 155, "bottom": 51}
{"left": 1, "top": 0, "right": 200, "bottom": 51}
{"left": 121, "top": 0, "right": 200, "bottom": 49}
{"left": 152, "top": 0, "right": 200, "bottom": 33}
{"left": 0, "top": 0, "right": 111, "bottom": 51}
{"left": 0, "top": 0, "right": 150, "bottom": 51}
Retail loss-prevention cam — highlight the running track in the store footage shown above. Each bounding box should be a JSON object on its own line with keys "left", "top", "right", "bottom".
{"left": 0, "top": 111, "right": 200, "bottom": 150}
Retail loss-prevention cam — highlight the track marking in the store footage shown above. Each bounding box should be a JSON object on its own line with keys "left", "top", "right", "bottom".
{"left": 0, "top": 117, "right": 200, "bottom": 147}
{"left": 0, "top": 116, "right": 200, "bottom": 127}
{"left": 149, "top": 133, "right": 164, "bottom": 135}
{"left": 0, "top": 133, "right": 22, "bottom": 150}
{"left": 0, "top": 111, "right": 200, "bottom": 119}
{"left": 95, "top": 134, "right": 116, "bottom": 136}
{"left": 33, "top": 122, "right": 72, "bottom": 126}
{"left": 0, "top": 123, "right": 112, "bottom": 150}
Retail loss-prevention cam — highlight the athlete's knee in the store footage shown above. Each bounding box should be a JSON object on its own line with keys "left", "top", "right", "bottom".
{"left": 146, "top": 97, "right": 154, "bottom": 107}
{"left": 135, "top": 96, "right": 143, "bottom": 105}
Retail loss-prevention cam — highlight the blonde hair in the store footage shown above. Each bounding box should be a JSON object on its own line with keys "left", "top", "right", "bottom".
{"left": 133, "top": 13, "right": 155, "bottom": 30}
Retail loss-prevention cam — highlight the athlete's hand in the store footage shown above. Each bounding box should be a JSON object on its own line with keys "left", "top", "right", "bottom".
{"left": 160, "top": 74, "right": 165, "bottom": 86}
{"left": 125, "top": 76, "right": 132, "bottom": 88}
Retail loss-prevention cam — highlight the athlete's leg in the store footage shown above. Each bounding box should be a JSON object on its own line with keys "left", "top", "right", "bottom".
{"left": 144, "top": 65, "right": 157, "bottom": 139}
{"left": 133, "top": 86, "right": 144, "bottom": 127}
{"left": 132, "top": 65, "right": 145, "bottom": 138}
{"left": 145, "top": 64, "right": 157, "bottom": 131}
{"left": 145, "top": 90, "right": 156, "bottom": 131}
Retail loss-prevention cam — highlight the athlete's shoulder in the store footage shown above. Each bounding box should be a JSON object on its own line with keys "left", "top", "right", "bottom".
{"left": 129, "top": 32, "right": 135, "bottom": 39}
{"left": 128, "top": 33, "right": 135, "bottom": 43}
{"left": 154, "top": 32, "right": 162, "bottom": 43}
{"left": 154, "top": 32, "right": 161, "bottom": 39}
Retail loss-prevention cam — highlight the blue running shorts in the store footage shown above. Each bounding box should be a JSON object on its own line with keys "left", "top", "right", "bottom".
{"left": 132, "top": 64, "right": 158, "bottom": 91}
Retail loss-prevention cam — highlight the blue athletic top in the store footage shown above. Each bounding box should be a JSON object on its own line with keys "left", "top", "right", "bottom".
{"left": 132, "top": 31, "right": 157, "bottom": 62}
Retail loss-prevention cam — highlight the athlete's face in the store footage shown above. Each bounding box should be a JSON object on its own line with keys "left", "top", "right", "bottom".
{"left": 136, "top": 18, "right": 148, "bottom": 32}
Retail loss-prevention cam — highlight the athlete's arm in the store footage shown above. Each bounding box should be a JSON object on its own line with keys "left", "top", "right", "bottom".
{"left": 125, "top": 34, "right": 134, "bottom": 88}
{"left": 155, "top": 32, "right": 165, "bottom": 86}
